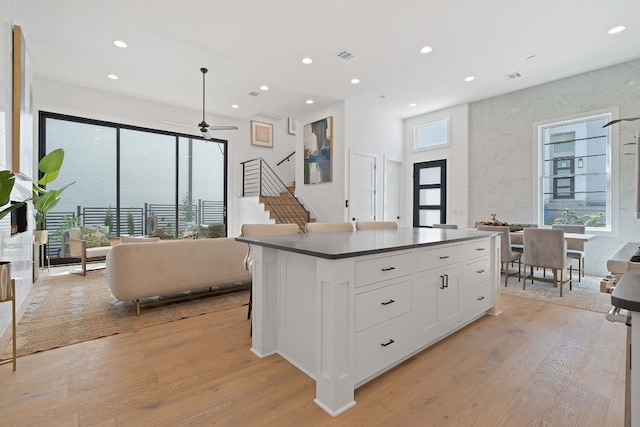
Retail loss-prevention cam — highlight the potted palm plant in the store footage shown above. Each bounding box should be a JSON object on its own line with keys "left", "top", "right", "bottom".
{"left": 32, "top": 148, "right": 75, "bottom": 244}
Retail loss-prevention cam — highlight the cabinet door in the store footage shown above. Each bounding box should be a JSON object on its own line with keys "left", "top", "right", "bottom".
{"left": 438, "top": 265, "right": 462, "bottom": 329}
{"left": 417, "top": 265, "right": 462, "bottom": 345}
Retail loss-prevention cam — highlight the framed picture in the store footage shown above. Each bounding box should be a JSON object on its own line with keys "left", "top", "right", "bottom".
{"left": 12, "top": 25, "right": 34, "bottom": 180}
{"left": 287, "top": 117, "right": 297, "bottom": 135}
{"left": 251, "top": 120, "right": 273, "bottom": 148}
{"left": 303, "top": 116, "right": 333, "bottom": 184}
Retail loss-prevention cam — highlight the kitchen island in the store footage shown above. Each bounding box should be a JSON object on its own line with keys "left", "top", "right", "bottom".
{"left": 237, "top": 227, "right": 500, "bottom": 416}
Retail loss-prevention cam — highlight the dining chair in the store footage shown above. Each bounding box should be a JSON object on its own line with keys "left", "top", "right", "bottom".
{"left": 240, "top": 223, "right": 300, "bottom": 331}
{"left": 522, "top": 228, "right": 572, "bottom": 297}
{"left": 354, "top": 220, "right": 398, "bottom": 230}
{"left": 552, "top": 224, "right": 586, "bottom": 282}
{"left": 306, "top": 222, "right": 354, "bottom": 233}
{"left": 432, "top": 224, "right": 458, "bottom": 229}
{"left": 477, "top": 225, "right": 521, "bottom": 286}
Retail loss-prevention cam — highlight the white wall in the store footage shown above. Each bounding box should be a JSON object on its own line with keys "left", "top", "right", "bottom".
{"left": 403, "top": 104, "right": 470, "bottom": 229}
{"left": 0, "top": 0, "right": 37, "bottom": 338}
{"left": 345, "top": 99, "right": 404, "bottom": 223}
{"left": 294, "top": 102, "right": 346, "bottom": 223}
{"left": 469, "top": 58, "right": 640, "bottom": 275}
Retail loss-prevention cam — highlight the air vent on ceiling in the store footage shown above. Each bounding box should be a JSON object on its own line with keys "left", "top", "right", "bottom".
{"left": 503, "top": 72, "right": 522, "bottom": 80}
{"left": 336, "top": 50, "right": 355, "bottom": 61}
{"left": 248, "top": 91, "right": 260, "bottom": 97}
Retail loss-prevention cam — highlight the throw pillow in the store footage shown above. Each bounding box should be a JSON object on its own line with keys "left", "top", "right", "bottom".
{"left": 80, "top": 226, "right": 110, "bottom": 248}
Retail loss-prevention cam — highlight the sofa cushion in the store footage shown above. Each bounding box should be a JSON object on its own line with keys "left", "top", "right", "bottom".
{"left": 80, "top": 226, "right": 110, "bottom": 248}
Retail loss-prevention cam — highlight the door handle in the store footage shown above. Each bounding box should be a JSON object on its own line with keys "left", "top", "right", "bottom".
{"left": 439, "top": 255, "right": 450, "bottom": 260}
{"left": 477, "top": 296, "right": 485, "bottom": 301}
{"left": 444, "top": 274, "right": 449, "bottom": 288}
{"left": 477, "top": 269, "right": 485, "bottom": 274}
{"left": 381, "top": 267, "right": 396, "bottom": 272}
{"left": 380, "top": 339, "right": 395, "bottom": 347}
{"left": 440, "top": 275, "right": 445, "bottom": 289}
{"left": 381, "top": 299, "right": 395, "bottom": 306}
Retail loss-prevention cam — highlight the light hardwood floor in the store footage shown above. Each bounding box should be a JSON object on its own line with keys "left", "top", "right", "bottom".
{"left": 0, "top": 293, "right": 626, "bottom": 426}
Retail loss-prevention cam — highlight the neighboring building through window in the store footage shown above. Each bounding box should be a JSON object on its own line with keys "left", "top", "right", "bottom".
{"left": 539, "top": 112, "right": 611, "bottom": 230}
{"left": 414, "top": 119, "right": 449, "bottom": 150}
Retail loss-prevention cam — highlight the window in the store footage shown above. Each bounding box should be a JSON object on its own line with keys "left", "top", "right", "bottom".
{"left": 539, "top": 112, "right": 611, "bottom": 230}
{"left": 40, "top": 112, "right": 228, "bottom": 264}
{"left": 414, "top": 119, "right": 449, "bottom": 150}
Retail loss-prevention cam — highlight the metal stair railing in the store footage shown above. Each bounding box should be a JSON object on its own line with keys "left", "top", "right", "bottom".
{"left": 241, "top": 157, "right": 310, "bottom": 226}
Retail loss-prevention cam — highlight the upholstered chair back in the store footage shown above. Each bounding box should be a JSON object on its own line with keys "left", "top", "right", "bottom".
{"left": 355, "top": 221, "right": 398, "bottom": 231}
{"left": 241, "top": 223, "right": 299, "bottom": 237}
{"left": 477, "top": 225, "right": 514, "bottom": 263}
{"left": 432, "top": 224, "right": 458, "bottom": 230}
{"left": 305, "top": 222, "right": 354, "bottom": 233}
{"left": 522, "top": 228, "right": 569, "bottom": 270}
{"left": 551, "top": 224, "right": 585, "bottom": 252}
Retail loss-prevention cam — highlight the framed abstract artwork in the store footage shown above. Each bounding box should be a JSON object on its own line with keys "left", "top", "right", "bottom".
{"left": 251, "top": 120, "right": 273, "bottom": 148}
{"left": 303, "top": 116, "right": 333, "bottom": 184}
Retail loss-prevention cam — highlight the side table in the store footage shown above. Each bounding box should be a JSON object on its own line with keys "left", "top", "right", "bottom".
{"left": 0, "top": 278, "right": 16, "bottom": 371}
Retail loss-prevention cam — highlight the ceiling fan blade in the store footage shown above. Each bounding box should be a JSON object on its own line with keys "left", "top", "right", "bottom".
{"left": 209, "top": 125, "right": 239, "bottom": 131}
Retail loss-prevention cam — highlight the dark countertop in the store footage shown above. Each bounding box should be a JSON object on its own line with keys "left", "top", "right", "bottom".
{"left": 236, "top": 227, "right": 495, "bottom": 260}
{"left": 612, "top": 271, "right": 640, "bottom": 312}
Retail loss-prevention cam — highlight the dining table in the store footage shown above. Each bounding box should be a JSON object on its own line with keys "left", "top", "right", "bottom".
{"left": 509, "top": 230, "right": 596, "bottom": 243}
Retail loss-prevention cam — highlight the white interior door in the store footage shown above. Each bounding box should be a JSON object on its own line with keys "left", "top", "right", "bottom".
{"left": 384, "top": 159, "right": 401, "bottom": 222}
{"left": 349, "top": 152, "right": 376, "bottom": 221}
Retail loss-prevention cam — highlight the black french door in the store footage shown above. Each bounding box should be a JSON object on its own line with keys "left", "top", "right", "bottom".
{"left": 413, "top": 159, "right": 446, "bottom": 227}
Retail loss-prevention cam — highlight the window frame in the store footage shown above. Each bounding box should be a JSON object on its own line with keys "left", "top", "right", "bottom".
{"left": 533, "top": 107, "right": 619, "bottom": 235}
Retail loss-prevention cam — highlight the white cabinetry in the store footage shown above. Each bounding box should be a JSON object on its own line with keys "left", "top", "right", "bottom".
{"left": 248, "top": 232, "right": 499, "bottom": 417}
{"left": 417, "top": 244, "right": 463, "bottom": 346}
{"left": 354, "top": 252, "right": 416, "bottom": 383}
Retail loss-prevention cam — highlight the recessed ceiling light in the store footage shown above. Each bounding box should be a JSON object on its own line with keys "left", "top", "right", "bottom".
{"left": 608, "top": 25, "right": 626, "bottom": 35}
{"left": 420, "top": 46, "right": 433, "bottom": 54}
{"left": 113, "top": 40, "right": 127, "bottom": 48}
{"left": 351, "top": 78, "right": 360, "bottom": 84}
{"left": 260, "top": 85, "right": 269, "bottom": 91}
{"left": 409, "top": 103, "right": 417, "bottom": 107}
{"left": 231, "top": 104, "right": 239, "bottom": 109}
{"left": 464, "top": 76, "right": 475, "bottom": 82}
{"left": 107, "top": 74, "right": 119, "bottom": 80}
{"left": 306, "top": 99, "right": 314, "bottom": 104}
{"left": 302, "top": 57, "right": 313, "bottom": 64}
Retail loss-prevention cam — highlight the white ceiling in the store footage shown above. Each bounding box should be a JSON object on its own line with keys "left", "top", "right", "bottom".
{"left": 19, "top": 0, "right": 640, "bottom": 128}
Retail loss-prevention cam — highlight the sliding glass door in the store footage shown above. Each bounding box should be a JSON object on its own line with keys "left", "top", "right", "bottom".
{"left": 39, "top": 112, "right": 227, "bottom": 265}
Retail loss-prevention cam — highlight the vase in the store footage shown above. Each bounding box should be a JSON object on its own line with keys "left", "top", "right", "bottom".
{"left": 34, "top": 230, "right": 49, "bottom": 245}
{"left": 0, "top": 261, "right": 11, "bottom": 301}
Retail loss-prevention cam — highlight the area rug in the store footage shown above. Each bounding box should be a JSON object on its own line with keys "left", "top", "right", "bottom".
{"left": 0, "top": 270, "right": 249, "bottom": 360}
{"left": 500, "top": 270, "right": 612, "bottom": 314}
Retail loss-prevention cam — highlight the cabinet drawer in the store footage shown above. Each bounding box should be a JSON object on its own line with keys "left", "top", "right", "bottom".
{"left": 465, "top": 239, "right": 491, "bottom": 260}
{"left": 355, "top": 252, "right": 414, "bottom": 288}
{"left": 355, "top": 280, "right": 412, "bottom": 332}
{"left": 464, "top": 257, "right": 491, "bottom": 289}
{"left": 417, "top": 244, "right": 464, "bottom": 272}
{"left": 355, "top": 315, "right": 416, "bottom": 383}
{"left": 463, "top": 281, "right": 494, "bottom": 316}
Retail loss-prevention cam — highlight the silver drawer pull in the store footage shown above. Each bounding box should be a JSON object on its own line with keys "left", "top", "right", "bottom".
{"left": 380, "top": 339, "right": 395, "bottom": 347}
{"left": 476, "top": 248, "right": 486, "bottom": 251}
{"left": 439, "top": 255, "right": 450, "bottom": 260}
{"left": 477, "top": 296, "right": 485, "bottom": 301}
{"left": 381, "top": 267, "right": 396, "bottom": 272}
{"left": 381, "top": 299, "right": 395, "bottom": 306}
{"left": 476, "top": 269, "right": 485, "bottom": 274}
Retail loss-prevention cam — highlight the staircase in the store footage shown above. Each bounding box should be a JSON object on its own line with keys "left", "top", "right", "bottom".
{"left": 241, "top": 158, "right": 311, "bottom": 231}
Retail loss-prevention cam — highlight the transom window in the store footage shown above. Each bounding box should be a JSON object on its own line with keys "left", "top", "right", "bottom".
{"left": 539, "top": 112, "right": 612, "bottom": 230}
{"left": 414, "top": 119, "right": 449, "bottom": 150}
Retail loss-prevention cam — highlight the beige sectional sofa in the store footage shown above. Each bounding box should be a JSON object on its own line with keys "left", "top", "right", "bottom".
{"left": 105, "top": 237, "right": 251, "bottom": 314}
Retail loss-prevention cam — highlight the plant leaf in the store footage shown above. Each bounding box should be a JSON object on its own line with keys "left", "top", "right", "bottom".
{"left": 602, "top": 117, "right": 640, "bottom": 128}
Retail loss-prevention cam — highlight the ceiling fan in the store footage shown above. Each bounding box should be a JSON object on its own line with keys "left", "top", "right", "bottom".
{"left": 197, "top": 67, "right": 238, "bottom": 139}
